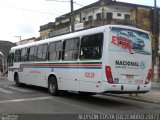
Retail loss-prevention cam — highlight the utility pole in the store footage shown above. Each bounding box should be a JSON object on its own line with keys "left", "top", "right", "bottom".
{"left": 70, "top": 0, "right": 74, "bottom": 32}
{"left": 47, "top": 0, "right": 74, "bottom": 32}
{"left": 14, "top": 36, "right": 21, "bottom": 41}
{"left": 14, "top": 36, "right": 22, "bottom": 45}
{"left": 153, "top": 0, "right": 159, "bottom": 82}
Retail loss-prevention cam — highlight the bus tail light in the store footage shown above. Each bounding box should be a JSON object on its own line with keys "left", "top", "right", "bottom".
{"left": 145, "top": 69, "right": 152, "bottom": 84}
{"left": 105, "top": 66, "right": 114, "bottom": 84}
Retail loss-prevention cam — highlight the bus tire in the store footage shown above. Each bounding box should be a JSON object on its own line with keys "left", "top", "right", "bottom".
{"left": 14, "top": 73, "right": 21, "bottom": 87}
{"left": 48, "top": 77, "right": 59, "bottom": 96}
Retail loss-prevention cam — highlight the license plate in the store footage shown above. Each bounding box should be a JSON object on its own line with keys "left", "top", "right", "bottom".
{"left": 126, "top": 75, "right": 134, "bottom": 79}
{"left": 135, "top": 80, "right": 143, "bottom": 84}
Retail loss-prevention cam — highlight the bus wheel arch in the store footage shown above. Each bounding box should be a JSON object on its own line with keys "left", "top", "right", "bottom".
{"left": 14, "top": 72, "right": 21, "bottom": 87}
{"left": 48, "top": 75, "right": 59, "bottom": 96}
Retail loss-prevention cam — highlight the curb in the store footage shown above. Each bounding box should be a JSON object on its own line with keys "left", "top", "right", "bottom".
{"left": 104, "top": 93, "right": 160, "bottom": 104}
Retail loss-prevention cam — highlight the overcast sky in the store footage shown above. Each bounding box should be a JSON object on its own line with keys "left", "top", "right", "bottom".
{"left": 0, "top": 0, "right": 159, "bottom": 43}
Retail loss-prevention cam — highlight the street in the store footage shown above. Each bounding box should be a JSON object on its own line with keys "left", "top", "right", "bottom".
{"left": 0, "top": 77, "right": 160, "bottom": 115}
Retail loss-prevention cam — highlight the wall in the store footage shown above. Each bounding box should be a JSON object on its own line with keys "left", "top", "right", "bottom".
{"left": 81, "top": 5, "right": 131, "bottom": 21}
{"left": 136, "top": 7, "right": 151, "bottom": 31}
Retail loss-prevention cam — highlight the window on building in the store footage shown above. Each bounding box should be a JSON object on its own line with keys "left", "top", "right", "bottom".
{"left": 106, "top": 12, "right": 113, "bottom": 21}
{"left": 80, "top": 33, "right": 103, "bottom": 60}
{"left": 62, "top": 38, "right": 79, "bottom": 61}
{"left": 49, "top": 41, "right": 62, "bottom": 61}
{"left": 117, "top": 13, "right": 121, "bottom": 17}
{"left": 37, "top": 44, "right": 48, "bottom": 61}
{"left": 96, "top": 13, "right": 101, "bottom": 20}
{"left": 88, "top": 15, "right": 93, "bottom": 20}
{"left": 29, "top": 46, "right": 37, "bottom": 61}
{"left": 124, "top": 14, "right": 130, "bottom": 21}
{"left": 21, "top": 48, "right": 28, "bottom": 62}
{"left": 14, "top": 49, "right": 21, "bottom": 62}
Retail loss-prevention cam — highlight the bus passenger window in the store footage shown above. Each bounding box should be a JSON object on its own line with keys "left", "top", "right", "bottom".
{"left": 80, "top": 33, "right": 103, "bottom": 60}
{"left": 7, "top": 53, "right": 14, "bottom": 66}
{"left": 56, "top": 41, "right": 62, "bottom": 60}
{"left": 29, "top": 46, "right": 37, "bottom": 61}
{"left": 21, "top": 48, "right": 28, "bottom": 62}
{"left": 37, "top": 44, "right": 43, "bottom": 61}
{"left": 42, "top": 44, "right": 48, "bottom": 61}
{"left": 37, "top": 44, "right": 48, "bottom": 61}
{"left": 49, "top": 41, "right": 62, "bottom": 61}
{"left": 62, "top": 38, "right": 79, "bottom": 61}
{"left": 14, "top": 49, "right": 21, "bottom": 62}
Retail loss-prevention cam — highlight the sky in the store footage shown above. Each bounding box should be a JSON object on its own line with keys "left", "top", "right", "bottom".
{"left": 0, "top": 0, "right": 159, "bottom": 43}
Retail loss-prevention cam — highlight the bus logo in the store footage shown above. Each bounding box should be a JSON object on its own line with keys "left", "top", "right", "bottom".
{"left": 140, "top": 61, "right": 145, "bottom": 70}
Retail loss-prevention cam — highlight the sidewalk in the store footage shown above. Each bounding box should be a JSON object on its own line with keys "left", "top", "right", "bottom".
{"left": 106, "top": 82, "right": 160, "bottom": 104}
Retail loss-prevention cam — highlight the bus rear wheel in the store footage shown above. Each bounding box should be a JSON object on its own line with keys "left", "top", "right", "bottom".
{"left": 48, "top": 77, "right": 59, "bottom": 96}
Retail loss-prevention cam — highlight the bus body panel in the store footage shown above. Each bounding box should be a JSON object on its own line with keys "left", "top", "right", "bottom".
{"left": 101, "top": 26, "right": 152, "bottom": 93}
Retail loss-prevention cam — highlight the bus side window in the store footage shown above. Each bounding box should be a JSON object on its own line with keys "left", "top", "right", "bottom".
{"left": 37, "top": 44, "right": 48, "bottom": 61}
{"left": 29, "top": 46, "right": 36, "bottom": 61}
{"left": 49, "top": 42, "right": 56, "bottom": 61}
{"left": 7, "top": 53, "right": 14, "bottom": 66}
{"left": 14, "top": 49, "right": 21, "bottom": 62}
{"left": 42, "top": 44, "right": 48, "bottom": 61}
{"left": 49, "top": 41, "right": 62, "bottom": 61}
{"left": 62, "top": 38, "right": 79, "bottom": 61}
{"left": 21, "top": 48, "right": 28, "bottom": 62}
{"left": 37, "top": 44, "right": 43, "bottom": 61}
{"left": 80, "top": 33, "right": 103, "bottom": 60}
{"left": 56, "top": 41, "right": 62, "bottom": 60}
{"left": 11, "top": 53, "right": 14, "bottom": 65}
{"left": 34, "top": 46, "right": 37, "bottom": 61}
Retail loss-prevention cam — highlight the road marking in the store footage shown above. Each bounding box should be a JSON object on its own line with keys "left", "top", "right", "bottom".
{"left": 0, "top": 88, "right": 13, "bottom": 94}
{"left": 52, "top": 97, "right": 101, "bottom": 113}
{"left": 4, "top": 86, "right": 32, "bottom": 93}
{"left": 0, "top": 96, "right": 52, "bottom": 104}
{"left": 0, "top": 95, "right": 101, "bottom": 113}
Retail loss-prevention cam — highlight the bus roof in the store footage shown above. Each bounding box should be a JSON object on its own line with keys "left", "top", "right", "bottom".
{"left": 10, "top": 25, "right": 149, "bottom": 52}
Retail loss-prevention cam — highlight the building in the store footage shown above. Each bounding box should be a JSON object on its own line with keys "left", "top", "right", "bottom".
{"left": 39, "top": 0, "right": 160, "bottom": 66}
{"left": 16, "top": 37, "right": 40, "bottom": 46}
{"left": 0, "top": 41, "right": 16, "bottom": 75}
{"left": 39, "top": 22, "right": 55, "bottom": 40}
{"left": 39, "top": 0, "right": 159, "bottom": 39}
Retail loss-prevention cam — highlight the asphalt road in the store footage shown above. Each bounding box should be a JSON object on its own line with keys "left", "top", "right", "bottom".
{"left": 0, "top": 77, "right": 160, "bottom": 119}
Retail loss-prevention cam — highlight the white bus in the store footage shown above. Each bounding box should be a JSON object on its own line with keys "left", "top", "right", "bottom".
{"left": 7, "top": 25, "right": 152, "bottom": 96}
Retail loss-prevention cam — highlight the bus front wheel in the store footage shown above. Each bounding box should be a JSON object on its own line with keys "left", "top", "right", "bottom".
{"left": 48, "top": 77, "right": 59, "bottom": 96}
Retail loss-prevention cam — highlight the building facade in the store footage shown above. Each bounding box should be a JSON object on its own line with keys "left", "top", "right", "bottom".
{"left": 16, "top": 37, "right": 40, "bottom": 46}
{"left": 39, "top": 0, "right": 160, "bottom": 51}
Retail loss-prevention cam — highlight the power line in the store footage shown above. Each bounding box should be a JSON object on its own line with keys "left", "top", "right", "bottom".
{"left": 0, "top": 4, "right": 62, "bottom": 16}
{"left": 74, "top": 2, "right": 84, "bottom": 7}
{"left": 46, "top": 0, "right": 70, "bottom": 2}
{"left": 46, "top": 0, "right": 84, "bottom": 6}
